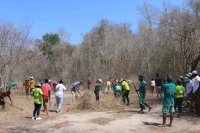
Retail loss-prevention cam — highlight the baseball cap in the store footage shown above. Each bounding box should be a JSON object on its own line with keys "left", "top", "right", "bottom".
{"left": 192, "top": 70, "right": 198, "bottom": 75}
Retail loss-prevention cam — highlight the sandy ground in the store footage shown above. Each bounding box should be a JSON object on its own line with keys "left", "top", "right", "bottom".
{"left": 1, "top": 88, "right": 200, "bottom": 133}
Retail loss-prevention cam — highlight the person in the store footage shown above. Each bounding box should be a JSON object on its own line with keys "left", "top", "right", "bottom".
{"left": 136, "top": 75, "right": 152, "bottom": 113}
{"left": 105, "top": 80, "right": 112, "bottom": 93}
{"left": 160, "top": 75, "right": 176, "bottom": 127}
{"left": 185, "top": 73, "right": 194, "bottom": 111}
{"left": 86, "top": 78, "right": 92, "bottom": 90}
{"left": 31, "top": 82, "right": 43, "bottom": 120}
{"left": 192, "top": 70, "right": 200, "bottom": 116}
{"left": 49, "top": 80, "right": 53, "bottom": 89}
{"left": 119, "top": 78, "right": 130, "bottom": 106}
{"left": 29, "top": 76, "right": 35, "bottom": 95}
{"left": 113, "top": 82, "right": 122, "bottom": 97}
{"left": 52, "top": 81, "right": 58, "bottom": 92}
{"left": 155, "top": 73, "right": 163, "bottom": 100}
{"left": 179, "top": 76, "right": 186, "bottom": 88}
{"left": 70, "top": 81, "right": 82, "bottom": 101}
{"left": 150, "top": 78, "right": 156, "bottom": 97}
{"left": 94, "top": 79, "right": 103, "bottom": 100}
{"left": 55, "top": 79, "right": 66, "bottom": 113}
{"left": 0, "top": 90, "right": 13, "bottom": 109}
{"left": 41, "top": 79, "right": 51, "bottom": 117}
{"left": 40, "top": 80, "right": 44, "bottom": 86}
{"left": 174, "top": 79, "right": 185, "bottom": 118}
{"left": 23, "top": 80, "right": 30, "bottom": 96}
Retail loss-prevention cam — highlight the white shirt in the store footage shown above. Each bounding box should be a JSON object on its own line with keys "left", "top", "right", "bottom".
{"left": 151, "top": 80, "right": 155, "bottom": 86}
{"left": 55, "top": 83, "right": 66, "bottom": 95}
{"left": 193, "top": 75, "right": 200, "bottom": 93}
{"left": 186, "top": 80, "right": 193, "bottom": 93}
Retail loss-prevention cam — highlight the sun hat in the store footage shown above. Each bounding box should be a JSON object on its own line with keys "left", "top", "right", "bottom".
{"left": 118, "top": 78, "right": 124, "bottom": 83}
{"left": 35, "top": 82, "right": 41, "bottom": 87}
{"left": 192, "top": 70, "right": 198, "bottom": 75}
{"left": 97, "top": 79, "right": 103, "bottom": 83}
{"left": 30, "top": 76, "right": 34, "bottom": 79}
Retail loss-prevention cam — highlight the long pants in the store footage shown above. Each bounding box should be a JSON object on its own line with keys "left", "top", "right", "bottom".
{"left": 55, "top": 94, "right": 64, "bottom": 112}
{"left": 95, "top": 92, "right": 99, "bottom": 100}
{"left": 122, "top": 90, "right": 130, "bottom": 104}
{"left": 105, "top": 85, "right": 112, "bottom": 92}
{"left": 156, "top": 86, "right": 163, "bottom": 100}
{"left": 174, "top": 98, "right": 183, "bottom": 112}
{"left": 33, "top": 103, "right": 42, "bottom": 117}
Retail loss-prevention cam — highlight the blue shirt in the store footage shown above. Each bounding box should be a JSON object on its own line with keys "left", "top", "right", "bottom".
{"left": 114, "top": 85, "right": 121, "bottom": 91}
{"left": 162, "top": 83, "right": 176, "bottom": 104}
{"left": 70, "top": 81, "right": 81, "bottom": 91}
{"left": 139, "top": 81, "right": 146, "bottom": 96}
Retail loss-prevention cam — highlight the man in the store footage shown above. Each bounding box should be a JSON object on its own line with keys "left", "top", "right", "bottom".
{"left": 185, "top": 73, "right": 194, "bottom": 110}
{"left": 86, "top": 78, "right": 92, "bottom": 90}
{"left": 41, "top": 79, "right": 51, "bottom": 117}
{"left": 0, "top": 91, "right": 13, "bottom": 109}
{"left": 155, "top": 73, "right": 163, "bottom": 100}
{"left": 70, "top": 81, "right": 82, "bottom": 101}
{"left": 119, "top": 78, "right": 130, "bottom": 106}
{"left": 192, "top": 70, "right": 200, "bottom": 116}
{"left": 160, "top": 75, "right": 176, "bottom": 127}
{"left": 29, "top": 76, "right": 35, "bottom": 95}
{"left": 136, "top": 75, "right": 152, "bottom": 113}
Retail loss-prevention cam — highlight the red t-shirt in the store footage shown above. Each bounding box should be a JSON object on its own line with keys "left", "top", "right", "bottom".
{"left": 42, "top": 83, "right": 51, "bottom": 99}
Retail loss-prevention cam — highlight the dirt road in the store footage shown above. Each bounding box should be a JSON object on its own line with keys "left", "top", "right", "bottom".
{"left": 1, "top": 89, "right": 200, "bottom": 133}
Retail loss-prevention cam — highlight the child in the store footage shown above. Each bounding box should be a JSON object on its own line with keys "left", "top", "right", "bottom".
{"left": 94, "top": 79, "right": 103, "bottom": 100}
{"left": 31, "top": 82, "right": 43, "bottom": 120}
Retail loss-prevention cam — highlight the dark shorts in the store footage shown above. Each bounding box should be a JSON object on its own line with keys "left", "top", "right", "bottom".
{"left": 186, "top": 93, "right": 193, "bottom": 100}
{"left": 0, "top": 101, "right": 5, "bottom": 105}
{"left": 43, "top": 99, "right": 48, "bottom": 103}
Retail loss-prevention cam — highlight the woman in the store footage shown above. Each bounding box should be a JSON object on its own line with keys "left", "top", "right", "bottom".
{"left": 150, "top": 78, "right": 156, "bottom": 97}
{"left": 174, "top": 79, "right": 185, "bottom": 118}
{"left": 55, "top": 79, "right": 66, "bottom": 113}
{"left": 31, "top": 82, "right": 43, "bottom": 120}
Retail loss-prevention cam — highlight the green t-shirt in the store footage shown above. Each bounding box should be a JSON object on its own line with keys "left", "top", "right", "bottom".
{"left": 31, "top": 87, "right": 43, "bottom": 104}
{"left": 94, "top": 85, "right": 101, "bottom": 93}
{"left": 174, "top": 85, "right": 185, "bottom": 98}
{"left": 122, "top": 81, "right": 130, "bottom": 91}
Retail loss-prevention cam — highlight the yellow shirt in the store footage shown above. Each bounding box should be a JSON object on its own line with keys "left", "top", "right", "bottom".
{"left": 107, "top": 81, "right": 112, "bottom": 86}
{"left": 29, "top": 80, "right": 35, "bottom": 89}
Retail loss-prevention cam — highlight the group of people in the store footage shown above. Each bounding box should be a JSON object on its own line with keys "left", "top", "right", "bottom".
{"left": 31, "top": 78, "right": 84, "bottom": 120}
{"left": 152, "top": 70, "right": 200, "bottom": 127}
{"left": 1, "top": 69, "right": 200, "bottom": 126}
